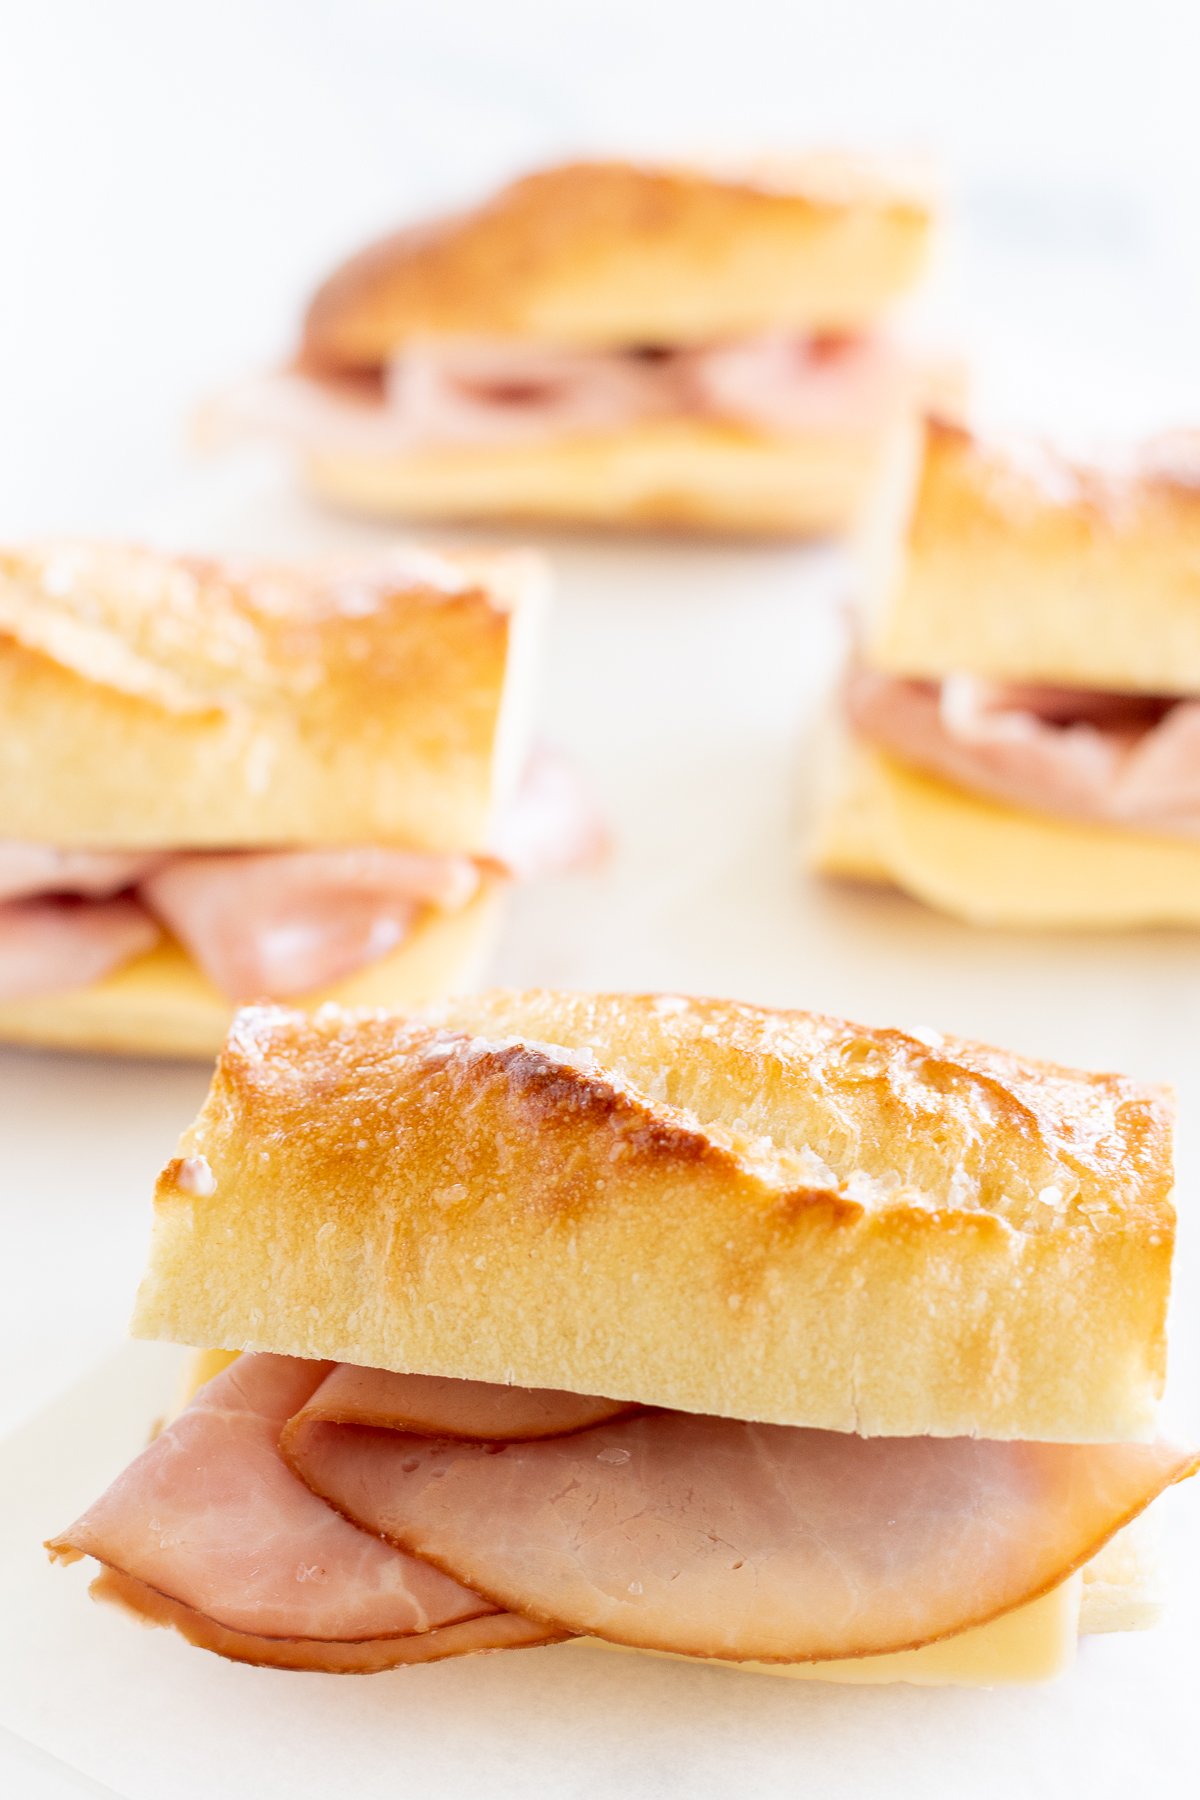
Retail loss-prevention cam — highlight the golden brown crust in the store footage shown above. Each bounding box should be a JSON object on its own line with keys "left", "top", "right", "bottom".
{"left": 866, "top": 416, "right": 1200, "bottom": 693}
{"left": 301, "top": 158, "right": 934, "bottom": 366}
{"left": 0, "top": 883, "right": 503, "bottom": 1058}
{"left": 298, "top": 416, "right": 897, "bottom": 536}
{"left": 0, "top": 542, "right": 544, "bottom": 849}
{"left": 133, "top": 991, "right": 1174, "bottom": 1441}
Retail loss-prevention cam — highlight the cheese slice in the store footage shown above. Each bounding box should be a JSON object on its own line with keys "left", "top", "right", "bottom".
{"left": 170, "top": 1350, "right": 1092, "bottom": 1685}
{"left": 576, "top": 1578, "right": 1081, "bottom": 1685}
{"left": 0, "top": 882, "right": 503, "bottom": 1059}
{"left": 815, "top": 741, "right": 1200, "bottom": 928}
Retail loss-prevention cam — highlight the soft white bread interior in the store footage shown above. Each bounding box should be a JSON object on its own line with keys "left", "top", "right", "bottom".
{"left": 301, "top": 157, "right": 935, "bottom": 367}
{"left": 813, "top": 728, "right": 1200, "bottom": 928}
{"left": 0, "top": 884, "right": 504, "bottom": 1060}
{"left": 864, "top": 416, "right": 1200, "bottom": 694}
{"left": 299, "top": 415, "right": 905, "bottom": 537}
{"left": 0, "top": 541, "right": 545, "bottom": 850}
{"left": 134, "top": 991, "right": 1174, "bottom": 1442}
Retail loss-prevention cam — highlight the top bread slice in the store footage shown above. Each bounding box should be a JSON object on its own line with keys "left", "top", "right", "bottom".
{"left": 301, "top": 157, "right": 934, "bottom": 367}
{"left": 0, "top": 541, "right": 544, "bottom": 850}
{"left": 863, "top": 417, "right": 1200, "bottom": 695}
{"left": 133, "top": 990, "right": 1174, "bottom": 1444}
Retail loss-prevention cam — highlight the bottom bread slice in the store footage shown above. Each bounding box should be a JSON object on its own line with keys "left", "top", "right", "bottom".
{"left": 812, "top": 733, "right": 1200, "bottom": 928}
{"left": 299, "top": 417, "right": 900, "bottom": 537}
{"left": 0, "top": 882, "right": 503, "bottom": 1058}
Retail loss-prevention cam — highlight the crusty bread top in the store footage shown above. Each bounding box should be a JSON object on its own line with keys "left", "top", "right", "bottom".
{"left": 865, "top": 417, "right": 1200, "bottom": 693}
{"left": 0, "top": 541, "right": 544, "bottom": 849}
{"left": 133, "top": 991, "right": 1175, "bottom": 1442}
{"left": 300, "top": 157, "right": 934, "bottom": 367}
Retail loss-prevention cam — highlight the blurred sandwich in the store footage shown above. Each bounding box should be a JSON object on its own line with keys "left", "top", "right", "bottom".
{"left": 0, "top": 544, "right": 595, "bottom": 1056}
{"left": 815, "top": 416, "right": 1200, "bottom": 925}
{"left": 50, "top": 992, "right": 1195, "bottom": 1683}
{"left": 206, "top": 157, "right": 937, "bottom": 536}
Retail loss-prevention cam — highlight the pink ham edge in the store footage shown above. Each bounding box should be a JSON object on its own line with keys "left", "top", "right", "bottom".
{"left": 288, "top": 1364, "right": 638, "bottom": 1444}
{"left": 489, "top": 746, "right": 609, "bottom": 882}
{"left": 139, "top": 847, "right": 480, "bottom": 1001}
{"left": 0, "top": 843, "right": 163, "bottom": 903}
{"left": 1, "top": 744, "right": 603, "bottom": 1004}
{"left": 201, "top": 330, "right": 902, "bottom": 457}
{"left": 0, "top": 896, "right": 160, "bottom": 1001}
{"left": 47, "top": 1354, "right": 495, "bottom": 1643}
{"left": 91, "top": 1567, "right": 559, "bottom": 1674}
{"left": 285, "top": 1403, "right": 1198, "bottom": 1664}
{"left": 847, "top": 666, "right": 1200, "bottom": 837}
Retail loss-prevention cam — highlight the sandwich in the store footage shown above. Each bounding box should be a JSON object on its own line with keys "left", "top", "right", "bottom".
{"left": 205, "top": 157, "right": 936, "bottom": 537}
{"left": 815, "top": 415, "right": 1200, "bottom": 926}
{"left": 49, "top": 991, "right": 1196, "bottom": 1684}
{"left": 0, "top": 543, "right": 594, "bottom": 1057}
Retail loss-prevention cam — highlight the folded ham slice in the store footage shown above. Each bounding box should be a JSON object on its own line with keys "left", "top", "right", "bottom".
{"left": 294, "top": 1365, "right": 636, "bottom": 1442}
{"left": 0, "top": 843, "right": 161, "bottom": 903}
{"left": 0, "top": 896, "right": 160, "bottom": 1001}
{"left": 51, "top": 1354, "right": 1197, "bottom": 1674}
{"left": 204, "top": 330, "right": 902, "bottom": 458}
{"left": 488, "top": 746, "right": 610, "bottom": 882}
{"left": 91, "top": 1567, "right": 559, "bottom": 1673}
{"left": 141, "top": 848, "right": 480, "bottom": 1001}
{"left": 48, "top": 1355, "right": 495, "bottom": 1642}
{"left": 847, "top": 667, "right": 1200, "bottom": 836}
{"left": 288, "top": 1387, "right": 1195, "bottom": 1664}
{"left": 3, "top": 747, "right": 603, "bottom": 1003}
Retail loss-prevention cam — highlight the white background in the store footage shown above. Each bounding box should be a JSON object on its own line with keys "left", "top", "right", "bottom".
{"left": 1, "top": 2, "right": 1199, "bottom": 1794}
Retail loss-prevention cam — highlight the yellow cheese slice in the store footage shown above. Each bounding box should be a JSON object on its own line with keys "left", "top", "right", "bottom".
{"left": 172, "top": 1349, "right": 1081, "bottom": 1685}
{"left": 827, "top": 747, "right": 1200, "bottom": 928}
{"left": 0, "top": 882, "right": 503, "bottom": 1058}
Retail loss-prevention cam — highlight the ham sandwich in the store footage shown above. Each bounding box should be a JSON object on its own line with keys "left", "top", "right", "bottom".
{"left": 49, "top": 992, "right": 1196, "bottom": 1684}
{"left": 0, "top": 544, "right": 602, "bottom": 1052}
{"left": 816, "top": 418, "right": 1200, "bottom": 925}
{"left": 203, "top": 158, "right": 938, "bottom": 536}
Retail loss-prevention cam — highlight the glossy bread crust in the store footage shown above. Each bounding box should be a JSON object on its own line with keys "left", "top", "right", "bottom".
{"left": 301, "top": 158, "right": 934, "bottom": 365}
{"left": 134, "top": 990, "right": 1174, "bottom": 1441}
{"left": 0, "top": 542, "right": 543, "bottom": 850}
{"left": 865, "top": 417, "right": 1200, "bottom": 694}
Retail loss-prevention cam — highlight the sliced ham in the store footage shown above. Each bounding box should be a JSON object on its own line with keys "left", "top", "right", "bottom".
{"left": 0, "top": 843, "right": 162, "bottom": 903}
{"left": 140, "top": 848, "right": 480, "bottom": 1001}
{"left": 847, "top": 667, "right": 1200, "bottom": 836}
{"left": 685, "top": 332, "right": 905, "bottom": 435}
{"left": 287, "top": 1364, "right": 636, "bottom": 1443}
{"left": 286, "top": 1377, "right": 1196, "bottom": 1664}
{"left": 203, "top": 331, "right": 902, "bottom": 458}
{"left": 92, "top": 1567, "right": 558, "bottom": 1674}
{"left": 0, "top": 740, "right": 605, "bottom": 1005}
{"left": 489, "top": 746, "right": 609, "bottom": 881}
{"left": 48, "top": 1354, "right": 493, "bottom": 1642}
{"left": 0, "top": 896, "right": 160, "bottom": 1001}
{"left": 385, "top": 339, "right": 688, "bottom": 446}
{"left": 53, "top": 1354, "right": 1197, "bottom": 1673}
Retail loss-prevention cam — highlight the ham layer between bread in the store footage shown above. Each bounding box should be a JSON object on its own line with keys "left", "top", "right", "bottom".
{"left": 49, "top": 1353, "right": 1196, "bottom": 1673}
{"left": 848, "top": 668, "right": 1200, "bottom": 834}
{"left": 206, "top": 333, "right": 906, "bottom": 456}
{"left": 0, "top": 749, "right": 604, "bottom": 1002}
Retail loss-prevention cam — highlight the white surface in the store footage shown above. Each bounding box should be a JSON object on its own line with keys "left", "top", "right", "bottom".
{"left": 2, "top": 1, "right": 1200, "bottom": 1792}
